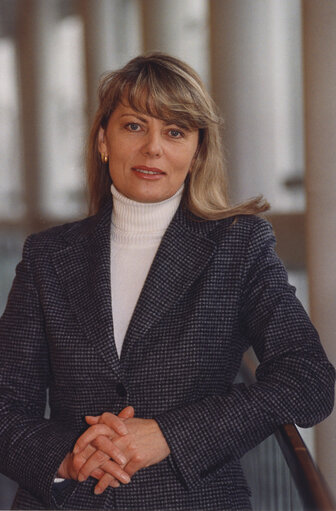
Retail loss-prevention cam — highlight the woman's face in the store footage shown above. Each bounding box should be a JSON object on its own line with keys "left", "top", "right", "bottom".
{"left": 98, "top": 101, "right": 199, "bottom": 203}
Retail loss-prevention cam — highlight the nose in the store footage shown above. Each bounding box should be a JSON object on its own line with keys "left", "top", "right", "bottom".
{"left": 141, "top": 129, "right": 163, "bottom": 158}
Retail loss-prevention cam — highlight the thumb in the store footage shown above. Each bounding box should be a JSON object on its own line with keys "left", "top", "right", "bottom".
{"left": 118, "top": 406, "right": 135, "bottom": 419}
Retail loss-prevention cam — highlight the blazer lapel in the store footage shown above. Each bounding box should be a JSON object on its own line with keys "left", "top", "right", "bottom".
{"left": 121, "top": 207, "right": 217, "bottom": 360}
{"left": 52, "top": 200, "right": 123, "bottom": 378}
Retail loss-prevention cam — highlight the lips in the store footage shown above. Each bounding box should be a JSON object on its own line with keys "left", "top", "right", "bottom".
{"left": 132, "top": 166, "right": 165, "bottom": 175}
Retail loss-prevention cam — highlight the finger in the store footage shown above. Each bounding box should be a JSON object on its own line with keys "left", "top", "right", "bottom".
{"left": 90, "top": 468, "right": 105, "bottom": 479}
{"left": 92, "top": 435, "right": 127, "bottom": 465}
{"left": 95, "top": 412, "right": 129, "bottom": 435}
{"left": 78, "top": 455, "right": 131, "bottom": 485}
{"left": 85, "top": 415, "right": 100, "bottom": 425}
{"left": 101, "top": 459, "right": 131, "bottom": 485}
{"left": 91, "top": 469, "right": 119, "bottom": 487}
{"left": 70, "top": 444, "right": 96, "bottom": 478}
{"left": 73, "top": 424, "right": 119, "bottom": 454}
{"left": 91, "top": 468, "right": 120, "bottom": 489}
{"left": 94, "top": 472, "right": 120, "bottom": 494}
{"left": 77, "top": 448, "right": 110, "bottom": 482}
{"left": 109, "top": 479, "right": 121, "bottom": 488}
{"left": 86, "top": 406, "right": 134, "bottom": 425}
{"left": 117, "top": 406, "right": 135, "bottom": 419}
{"left": 124, "top": 459, "right": 140, "bottom": 478}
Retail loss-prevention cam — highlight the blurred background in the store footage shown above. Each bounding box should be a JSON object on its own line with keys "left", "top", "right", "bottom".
{"left": 0, "top": 0, "right": 335, "bottom": 508}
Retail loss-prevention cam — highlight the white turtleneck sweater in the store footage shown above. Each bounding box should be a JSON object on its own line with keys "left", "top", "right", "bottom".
{"left": 110, "top": 184, "right": 184, "bottom": 357}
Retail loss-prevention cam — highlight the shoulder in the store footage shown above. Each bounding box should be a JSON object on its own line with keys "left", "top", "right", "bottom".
{"left": 210, "top": 214, "right": 275, "bottom": 248}
{"left": 25, "top": 200, "right": 112, "bottom": 255}
{"left": 178, "top": 208, "right": 276, "bottom": 258}
{"left": 26, "top": 215, "right": 97, "bottom": 253}
{"left": 179, "top": 205, "right": 273, "bottom": 240}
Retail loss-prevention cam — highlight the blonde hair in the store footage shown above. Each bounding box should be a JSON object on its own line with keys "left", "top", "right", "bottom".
{"left": 87, "top": 52, "right": 269, "bottom": 219}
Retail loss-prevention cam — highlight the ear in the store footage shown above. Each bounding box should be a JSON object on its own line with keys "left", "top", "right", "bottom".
{"left": 98, "top": 126, "right": 107, "bottom": 155}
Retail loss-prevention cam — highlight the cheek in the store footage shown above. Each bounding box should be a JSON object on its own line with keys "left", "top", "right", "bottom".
{"left": 168, "top": 146, "right": 195, "bottom": 172}
{"left": 107, "top": 139, "right": 121, "bottom": 159}
{"left": 108, "top": 139, "right": 133, "bottom": 167}
{"left": 183, "top": 141, "right": 199, "bottom": 170}
{"left": 178, "top": 152, "right": 197, "bottom": 174}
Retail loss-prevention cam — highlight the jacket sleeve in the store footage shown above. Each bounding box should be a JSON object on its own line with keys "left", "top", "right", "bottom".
{"left": 155, "top": 218, "right": 335, "bottom": 490}
{"left": 0, "top": 235, "right": 80, "bottom": 508}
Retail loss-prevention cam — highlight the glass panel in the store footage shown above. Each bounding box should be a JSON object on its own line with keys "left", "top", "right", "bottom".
{"left": 0, "top": 37, "right": 24, "bottom": 219}
{"left": 0, "top": 473, "right": 17, "bottom": 511}
{"left": 242, "top": 433, "right": 303, "bottom": 511}
{"left": 0, "top": 229, "right": 24, "bottom": 314}
{"left": 288, "top": 269, "right": 308, "bottom": 311}
{"left": 288, "top": 269, "right": 315, "bottom": 457}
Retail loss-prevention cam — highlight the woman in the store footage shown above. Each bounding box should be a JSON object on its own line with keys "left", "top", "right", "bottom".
{"left": 0, "top": 53, "right": 334, "bottom": 511}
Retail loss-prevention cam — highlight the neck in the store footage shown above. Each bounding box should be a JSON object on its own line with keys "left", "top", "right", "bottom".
{"left": 110, "top": 184, "right": 184, "bottom": 244}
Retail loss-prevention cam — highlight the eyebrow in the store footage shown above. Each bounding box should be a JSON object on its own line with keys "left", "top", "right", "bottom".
{"left": 119, "top": 112, "right": 186, "bottom": 128}
{"left": 119, "top": 112, "right": 148, "bottom": 123}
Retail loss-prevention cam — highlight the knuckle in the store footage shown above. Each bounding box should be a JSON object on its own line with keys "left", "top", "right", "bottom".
{"left": 98, "top": 425, "right": 111, "bottom": 438}
{"left": 94, "top": 435, "right": 106, "bottom": 448}
{"left": 92, "top": 424, "right": 104, "bottom": 435}
{"left": 88, "top": 425, "right": 97, "bottom": 436}
{"left": 129, "top": 441, "right": 137, "bottom": 452}
{"left": 133, "top": 452, "right": 143, "bottom": 464}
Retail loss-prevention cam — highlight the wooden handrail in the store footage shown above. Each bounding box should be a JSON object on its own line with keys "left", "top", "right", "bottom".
{"left": 241, "top": 350, "right": 336, "bottom": 511}
{"left": 275, "top": 425, "right": 335, "bottom": 511}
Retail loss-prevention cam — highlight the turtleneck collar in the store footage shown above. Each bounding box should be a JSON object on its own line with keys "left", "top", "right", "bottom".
{"left": 110, "top": 184, "right": 184, "bottom": 245}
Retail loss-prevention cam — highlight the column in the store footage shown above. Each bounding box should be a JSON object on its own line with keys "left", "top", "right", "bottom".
{"left": 303, "top": 0, "right": 336, "bottom": 496}
{"left": 209, "top": 0, "right": 304, "bottom": 212}
{"left": 16, "top": 0, "right": 58, "bottom": 229}
{"left": 81, "top": 0, "right": 142, "bottom": 119}
{"left": 141, "top": 0, "right": 209, "bottom": 85}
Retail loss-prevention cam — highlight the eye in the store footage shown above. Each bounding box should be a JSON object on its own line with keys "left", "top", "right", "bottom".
{"left": 126, "top": 122, "right": 141, "bottom": 132}
{"left": 168, "top": 128, "right": 184, "bottom": 138}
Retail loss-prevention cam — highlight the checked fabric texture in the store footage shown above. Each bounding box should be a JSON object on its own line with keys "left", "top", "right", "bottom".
{"left": 0, "top": 199, "right": 335, "bottom": 510}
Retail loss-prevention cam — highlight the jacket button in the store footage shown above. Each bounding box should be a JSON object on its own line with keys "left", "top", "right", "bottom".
{"left": 116, "top": 383, "right": 127, "bottom": 397}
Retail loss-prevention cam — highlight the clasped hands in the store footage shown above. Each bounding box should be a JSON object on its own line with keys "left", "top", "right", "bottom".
{"left": 57, "top": 406, "right": 170, "bottom": 495}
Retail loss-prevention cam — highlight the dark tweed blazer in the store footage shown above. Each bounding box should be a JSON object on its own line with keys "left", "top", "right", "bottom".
{"left": 0, "top": 199, "right": 334, "bottom": 511}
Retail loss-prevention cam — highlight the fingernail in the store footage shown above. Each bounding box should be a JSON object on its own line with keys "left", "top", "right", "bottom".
{"left": 73, "top": 445, "right": 79, "bottom": 454}
{"left": 94, "top": 486, "right": 103, "bottom": 495}
{"left": 118, "top": 455, "right": 127, "bottom": 465}
{"left": 120, "top": 473, "right": 131, "bottom": 484}
{"left": 78, "top": 473, "right": 86, "bottom": 482}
